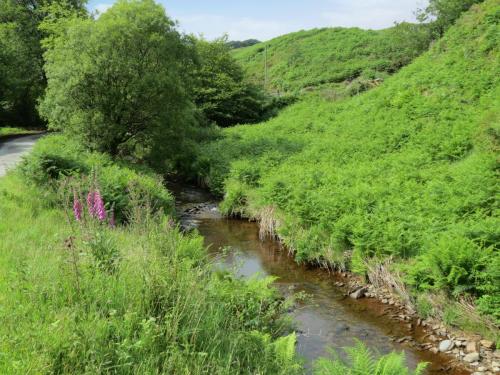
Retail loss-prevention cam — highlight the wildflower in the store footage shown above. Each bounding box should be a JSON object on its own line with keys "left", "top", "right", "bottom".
{"left": 73, "top": 194, "right": 82, "bottom": 221}
{"left": 93, "top": 190, "right": 107, "bottom": 221}
{"left": 87, "top": 190, "right": 96, "bottom": 217}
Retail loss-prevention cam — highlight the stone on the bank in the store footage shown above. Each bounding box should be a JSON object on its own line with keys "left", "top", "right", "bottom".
{"left": 349, "top": 287, "right": 367, "bottom": 299}
{"left": 480, "top": 340, "right": 494, "bottom": 349}
{"left": 463, "top": 352, "right": 480, "bottom": 363}
{"left": 466, "top": 341, "right": 479, "bottom": 353}
{"left": 439, "top": 340, "right": 454, "bottom": 352}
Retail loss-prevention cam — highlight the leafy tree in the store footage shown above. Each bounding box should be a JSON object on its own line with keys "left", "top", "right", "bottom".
{"left": 0, "top": 0, "right": 86, "bottom": 127}
{"left": 190, "top": 36, "right": 268, "bottom": 127}
{"left": 418, "top": 0, "right": 485, "bottom": 36}
{"left": 227, "top": 39, "right": 261, "bottom": 49}
{"left": 40, "top": 0, "right": 198, "bottom": 169}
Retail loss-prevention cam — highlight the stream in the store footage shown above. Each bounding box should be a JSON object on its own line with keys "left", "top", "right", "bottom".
{"left": 170, "top": 182, "right": 470, "bottom": 374}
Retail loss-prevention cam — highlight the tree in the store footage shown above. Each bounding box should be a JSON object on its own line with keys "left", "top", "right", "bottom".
{"left": 227, "top": 39, "right": 261, "bottom": 49}
{"left": 417, "top": 0, "right": 485, "bottom": 37}
{"left": 0, "top": 0, "right": 86, "bottom": 127}
{"left": 40, "top": 0, "right": 197, "bottom": 167}
{"left": 190, "top": 36, "right": 268, "bottom": 127}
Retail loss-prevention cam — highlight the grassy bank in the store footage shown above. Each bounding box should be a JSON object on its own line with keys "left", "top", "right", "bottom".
{"left": 233, "top": 24, "right": 430, "bottom": 96}
{"left": 0, "top": 135, "right": 303, "bottom": 374}
{"left": 197, "top": 0, "right": 500, "bottom": 335}
{"left": 0, "top": 127, "right": 42, "bottom": 139}
{"left": 0, "top": 135, "right": 430, "bottom": 373}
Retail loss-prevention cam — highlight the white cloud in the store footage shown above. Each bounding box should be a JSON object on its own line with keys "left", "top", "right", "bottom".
{"left": 322, "top": 0, "right": 427, "bottom": 29}
{"left": 176, "top": 14, "right": 294, "bottom": 41}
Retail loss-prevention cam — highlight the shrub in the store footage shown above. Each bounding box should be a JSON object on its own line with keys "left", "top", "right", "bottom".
{"left": 20, "top": 135, "right": 174, "bottom": 222}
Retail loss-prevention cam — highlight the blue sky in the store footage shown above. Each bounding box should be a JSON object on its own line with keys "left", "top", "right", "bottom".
{"left": 87, "top": 0, "right": 428, "bottom": 41}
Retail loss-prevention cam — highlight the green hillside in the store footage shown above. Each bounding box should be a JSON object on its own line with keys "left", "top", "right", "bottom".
{"left": 198, "top": 0, "right": 500, "bottom": 324}
{"left": 232, "top": 24, "right": 430, "bottom": 95}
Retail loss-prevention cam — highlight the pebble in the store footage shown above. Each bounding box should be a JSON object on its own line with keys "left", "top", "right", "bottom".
{"left": 480, "top": 340, "right": 495, "bottom": 349}
{"left": 464, "top": 352, "right": 480, "bottom": 363}
{"left": 467, "top": 341, "right": 479, "bottom": 353}
{"left": 439, "top": 340, "right": 454, "bottom": 352}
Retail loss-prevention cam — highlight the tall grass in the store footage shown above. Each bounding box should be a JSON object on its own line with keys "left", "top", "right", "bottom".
{"left": 0, "top": 161, "right": 301, "bottom": 373}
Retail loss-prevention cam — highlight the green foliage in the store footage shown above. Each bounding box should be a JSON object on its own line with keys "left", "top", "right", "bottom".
{"left": 0, "top": 127, "right": 40, "bottom": 138}
{"left": 314, "top": 341, "right": 427, "bottom": 375}
{"left": 418, "top": 0, "right": 485, "bottom": 37}
{"left": 232, "top": 24, "right": 431, "bottom": 95}
{"left": 0, "top": 0, "right": 86, "bottom": 127}
{"left": 39, "top": 0, "right": 198, "bottom": 167}
{"left": 228, "top": 39, "right": 261, "bottom": 49}
{"left": 20, "top": 135, "right": 174, "bottom": 222}
{"left": 190, "top": 36, "right": 271, "bottom": 127}
{"left": 197, "top": 0, "right": 500, "bottom": 321}
{"left": 407, "top": 234, "right": 498, "bottom": 298}
{"left": 0, "top": 171, "right": 301, "bottom": 374}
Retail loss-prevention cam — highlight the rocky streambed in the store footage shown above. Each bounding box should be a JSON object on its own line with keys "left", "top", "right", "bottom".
{"left": 170, "top": 182, "right": 498, "bottom": 374}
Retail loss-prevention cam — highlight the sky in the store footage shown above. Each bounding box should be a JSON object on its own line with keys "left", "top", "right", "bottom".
{"left": 87, "top": 0, "right": 429, "bottom": 41}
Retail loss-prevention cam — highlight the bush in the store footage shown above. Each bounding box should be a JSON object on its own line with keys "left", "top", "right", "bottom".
{"left": 20, "top": 135, "right": 174, "bottom": 222}
{"left": 407, "top": 234, "right": 499, "bottom": 300}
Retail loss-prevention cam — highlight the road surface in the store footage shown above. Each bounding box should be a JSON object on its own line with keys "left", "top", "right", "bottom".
{"left": 0, "top": 134, "right": 44, "bottom": 177}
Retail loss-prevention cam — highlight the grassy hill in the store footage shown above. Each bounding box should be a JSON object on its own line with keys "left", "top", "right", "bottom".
{"left": 232, "top": 24, "right": 430, "bottom": 96}
{"left": 198, "top": 0, "right": 500, "bottom": 327}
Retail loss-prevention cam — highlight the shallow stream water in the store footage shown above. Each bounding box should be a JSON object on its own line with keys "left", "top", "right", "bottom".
{"left": 170, "top": 182, "right": 469, "bottom": 374}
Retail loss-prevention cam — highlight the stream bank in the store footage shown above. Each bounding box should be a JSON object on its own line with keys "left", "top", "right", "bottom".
{"left": 169, "top": 182, "right": 479, "bottom": 374}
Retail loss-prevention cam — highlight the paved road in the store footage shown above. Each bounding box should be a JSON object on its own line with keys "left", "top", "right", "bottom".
{"left": 0, "top": 134, "right": 44, "bottom": 177}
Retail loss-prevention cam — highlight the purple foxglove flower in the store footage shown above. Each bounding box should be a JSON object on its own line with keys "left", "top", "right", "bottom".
{"left": 93, "top": 190, "right": 106, "bottom": 221}
{"left": 73, "top": 195, "right": 82, "bottom": 222}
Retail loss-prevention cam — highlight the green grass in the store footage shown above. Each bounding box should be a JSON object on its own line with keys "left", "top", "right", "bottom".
{"left": 0, "top": 142, "right": 302, "bottom": 373}
{"left": 197, "top": 0, "right": 500, "bottom": 329}
{"left": 233, "top": 23, "right": 430, "bottom": 96}
{"left": 0, "top": 126, "right": 41, "bottom": 138}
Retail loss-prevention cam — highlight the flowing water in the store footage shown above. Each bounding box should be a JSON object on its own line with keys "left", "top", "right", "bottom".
{"left": 170, "top": 182, "right": 469, "bottom": 374}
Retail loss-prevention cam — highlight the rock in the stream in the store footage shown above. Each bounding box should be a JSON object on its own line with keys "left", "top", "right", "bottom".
{"left": 463, "top": 352, "right": 480, "bottom": 363}
{"left": 349, "top": 287, "right": 368, "bottom": 299}
{"left": 439, "top": 340, "right": 454, "bottom": 352}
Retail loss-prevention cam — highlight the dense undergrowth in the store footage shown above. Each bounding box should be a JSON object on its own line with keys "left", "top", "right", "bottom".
{"left": 0, "top": 135, "right": 425, "bottom": 373}
{"left": 232, "top": 24, "right": 430, "bottom": 96}
{"left": 196, "top": 0, "right": 500, "bottom": 330}
{"left": 0, "top": 135, "right": 303, "bottom": 374}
